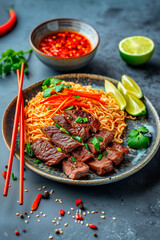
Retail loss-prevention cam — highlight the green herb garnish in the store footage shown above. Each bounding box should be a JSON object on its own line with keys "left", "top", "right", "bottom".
{"left": 54, "top": 84, "right": 71, "bottom": 93}
{"left": 74, "top": 95, "right": 80, "bottom": 99}
{"left": 64, "top": 105, "right": 74, "bottom": 111}
{"left": 104, "top": 151, "right": 108, "bottom": 156}
{"left": 43, "top": 86, "right": 55, "bottom": 98}
{"left": 128, "top": 126, "right": 150, "bottom": 149}
{"left": 75, "top": 116, "right": 83, "bottom": 123}
{"left": 98, "top": 154, "right": 102, "bottom": 160}
{"left": 84, "top": 143, "right": 90, "bottom": 151}
{"left": 60, "top": 127, "right": 70, "bottom": 135}
{"left": 71, "top": 156, "right": 76, "bottom": 163}
{"left": 55, "top": 123, "right": 61, "bottom": 129}
{"left": 12, "top": 173, "right": 17, "bottom": 181}
{"left": 83, "top": 117, "right": 88, "bottom": 123}
{"left": 90, "top": 137, "right": 100, "bottom": 151}
{"left": 98, "top": 136, "right": 103, "bottom": 142}
{"left": 26, "top": 143, "right": 33, "bottom": 157}
{"left": 57, "top": 148, "right": 62, "bottom": 152}
{"left": 34, "top": 159, "right": 40, "bottom": 164}
{"left": 0, "top": 48, "right": 32, "bottom": 77}
{"left": 47, "top": 107, "right": 51, "bottom": 111}
{"left": 72, "top": 135, "right": 83, "bottom": 143}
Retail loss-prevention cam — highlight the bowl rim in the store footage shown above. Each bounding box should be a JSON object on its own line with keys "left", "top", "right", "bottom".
{"left": 29, "top": 18, "right": 100, "bottom": 60}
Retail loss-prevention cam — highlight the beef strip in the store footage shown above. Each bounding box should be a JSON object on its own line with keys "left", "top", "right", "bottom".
{"left": 62, "top": 156, "right": 89, "bottom": 180}
{"left": 108, "top": 142, "right": 129, "bottom": 154}
{"left": 71, "top": 145, "right": 94, "bottom": 162}
{"left": 41, "top": 125, "right": 81, "bottom": 153}
{"left": 87, "top": 156, "right": 114, "bottom": 175}
{"left": 86, "top": 129, "right": 114, "bottom": 154}
{"left": 31, "top": 138, "right": 67, "bottom": 165}
{"left": 52, "top": 114, "right": 78, "bottom": 137}
{"left": 65, "top": 109, "right": 100, "bottom": 133}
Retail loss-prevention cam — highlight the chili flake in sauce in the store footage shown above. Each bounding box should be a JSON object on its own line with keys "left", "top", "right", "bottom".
{"left": 39, "top": 31, "right": 92, "bottom": 58}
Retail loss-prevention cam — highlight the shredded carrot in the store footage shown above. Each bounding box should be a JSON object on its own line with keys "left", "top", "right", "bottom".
{"left": 50, "top": 97, "right": 70, "bottom": 117}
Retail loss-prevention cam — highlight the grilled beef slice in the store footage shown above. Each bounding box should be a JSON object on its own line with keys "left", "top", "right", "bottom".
{"left": 52, "top": 114, "right": 78, "bottom": 137}
{"left": 62, "top": 156, "right": 89, "bottom": 179}
{"left": 86, "top": 129, "right": 114, "bottom": 154}
{"left": 65, "top": 109, "right": 100, "bottom": 133}
{"left": 31, "top": 138, "right": 67, "bottom": 165}
{"left": 105, "top": 143, "right": 129, "bottom": 165}
{"left": 109, "top": 142, "right": 129, "bottom": 154}
{"left": 87, "top": 156, "right": 114, "bottom": 175}
{"left": 71, "top": 145, "right": 94, "bottom": 162}
{"left": 41, "top": 125, "right": 81, "bottom": 153}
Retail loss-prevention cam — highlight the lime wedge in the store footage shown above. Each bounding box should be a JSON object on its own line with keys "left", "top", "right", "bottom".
{"left": 121, "top": 75, "right": 143, "bottom": 99}
{"left": 117, "top": 82, "right": 146, "bottom": 116}
{"left": 119, "top": 36, "right": 154, "bottom": 65}
{"left": 105, "top": 80, "right": 127, "bottom": 110}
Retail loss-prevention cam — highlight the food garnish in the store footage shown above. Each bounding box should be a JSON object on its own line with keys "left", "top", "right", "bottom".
{"left": 71, "top": 156, "right": 76, "bottom": 163}
{"left": 90, "top": 137, "right": 100, "bottom": 151}
{"left": 105, "top": 79, "right": 127, "bottom": 110}
{"left": 128, "top": 126, "right": 150, "bottom": 149}
{"left": 0, "top": 9, "right": 16, "bottom": 36}
{"left": 119, "top": 36, "right": 154, "bottom": 65}
{"left": 98, "top": 154, "right": 102, "bottom": 160}
{"left": 31, "top": 193, "right": 41, "bottom": 211}
{"left": 84, "top": 143, "right": 90, "bottom": 151}
{"left": 118, "top": 82, "right": 146, "bottom": 116}
{"left": 0, "top": 48, "right": 32, "bottom": 76}
{"left": 72, "top": 135, "right": 83, "bottom": 143}
{"left": 98, "top": 136, "right": 103, "bottom": 142}
{"left": 26, "top": 143, "right": 33, "bottom": 157}
{"left": 121, "top": 75, "right": 143, "bottom": 99}
{"left": 104, "top": 151, "right": 108, "bottom": 156}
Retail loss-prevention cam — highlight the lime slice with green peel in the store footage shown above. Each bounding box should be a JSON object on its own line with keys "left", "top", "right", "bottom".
{"left": 121, "top": 75, "right": 143, "bottom": 99}
{"left": 117, "top": 82, "right": 146, "bottom": 116}
{"left": 119, "top": 36, "right": 154, "bottom": 65}
{"left": 105, "top": 80, "right": 127, "bottom": 110}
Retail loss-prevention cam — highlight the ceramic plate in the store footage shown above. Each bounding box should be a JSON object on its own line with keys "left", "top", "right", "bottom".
{"left": 2, "top": 74, "right": 160, "bottom": 185}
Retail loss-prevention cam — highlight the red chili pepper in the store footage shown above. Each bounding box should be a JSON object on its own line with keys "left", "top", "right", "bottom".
{"left": 15, "top": 230, "right": 19, "bottom": 235}
{"left": 89, "top": 224, "right": 98, "bottom": 229}
{"left": 0, "top": 9, "right": 17, "bottom": 36}
{"left": 2, "top": 171, "right": 7, "bottom": 179}
{"left": 60, "top": 210, "right": 65, "bottom": 216}
{"left": 75, "top": 199, "right": 82, "bottom": 206}
{"left": 31, "top": 193, "right": 41, "bottom": 211}
{"left": 76, "top": 214, "right": 83, "bottom": 220}
{"left": 95, "top": 211, "right": 99, "bottom": 213}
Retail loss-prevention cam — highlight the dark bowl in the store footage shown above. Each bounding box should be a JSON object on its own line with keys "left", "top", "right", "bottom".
{"left": 29, "top": 18, "right": 100, "bottom": 72}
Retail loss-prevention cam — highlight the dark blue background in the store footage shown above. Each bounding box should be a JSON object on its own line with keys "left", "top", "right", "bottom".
{"left": 0, "top": 0, "right": 160, "bottom": 239}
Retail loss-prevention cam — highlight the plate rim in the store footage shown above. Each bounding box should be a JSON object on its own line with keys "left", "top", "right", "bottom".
{"left": 2, "top": 73, "right": 160, "bottom": 185}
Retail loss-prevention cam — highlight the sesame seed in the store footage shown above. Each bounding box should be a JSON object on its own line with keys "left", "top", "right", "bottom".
{"left": 38, "top": 219, "right": 40, "bottom": 222}
{"left": 59, "top": 217, "right": 62, "bottom": 220}
{"left": 75, "top": 220, "right": 77, "bottom": 223}
{"left": 43, "top": 214, "right": 46, "bottom": 217}
{"left": 83, "top": 212, "right": 86, "bottom": 216}
{"left": 28, "top": 216, "right": 30, "bottom": 219}
{"left": 113, "top": 217, "right": 117, "bottom": 220}
{"left": 64, "top": 223, "right": 68, "bottom": 227}
{"left": 36, "top": 215, "right": 39, "bottom": 218}
{"left": 8, "top": 184, "right": 11, "bottom": 187}
{"left": 25, "top": 220, "right": 28, "bottom": 224}
{"left": 59, "top": 201, "right": 63, "bottom": 204}
{"left": 87, "top": 211, "right": 90, "bottom": 214}
{"left": 60, "top": 230, "right": 63, "bottom": 234}
{"left": 57, "top": 221, "right": 60, "bottom": 225}
{"left": 38, "top": 188, "right": 41, "bottom": 191}
{"left": 55, "top": 229, "right": 59, "bottom": 234}
{"left": 91, "top": 211, "right": 95, "bottom": 214}
{"left": 72, "top": 216, "right": 75, "bottom": 219}
{"left": 40, "top": 212, "right": 43, "bottom": 215}
{"left": 49, "top": 236, "right": 53, "bottom": 239}
{"left": 43, "top": 186, "right": 46, "bottom": 189}
{"left": 45, "top": 190, "right": 48, "bottom": 193}
{"left": 16, "top": 213, "right": 19, "bottom": 216}
{"left": 30, "top": 211, "right": 33, "bottom": 214}
{"left": 50, "top": 190, "right": 54, "bottom": 195}
{"left": 101, "top": 215, "right": 105, "bottom": 219}
{"left": 24, "top": 189, "right": 28, "bottom": 192}
{"left": 102, "top": 211, "right": 105, "bottom": 214}
{"left": 52, "top": 220, "right": 56, "bottom": 223}
{"left": 81, "top": 221, "right": 84, "bottom": 224}
{"left": 78, "top": 220, "right": 80, "bottom": 223}
{"left": 71, "top": 208, "right": 74, "bottom": 211}
{"left": 68, "top": 211, "right": 71, "bottom": 215}
{"left": 86, "top": 223, "right": 89, "bottom": 227}
{"left": 55, "top": 199, "right": 58, "bottom": 202}
{"left": 55, "top": 217, "right": 57, "bottom": 220}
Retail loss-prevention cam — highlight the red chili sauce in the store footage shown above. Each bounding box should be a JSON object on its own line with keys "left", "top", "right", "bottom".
{"left": 39, "top": 31, "right": 92, "bottom": 58}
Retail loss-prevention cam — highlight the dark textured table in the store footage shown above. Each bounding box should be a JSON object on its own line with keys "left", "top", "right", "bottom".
{"left": 0, "top": 0, "right": 160, "bottom": 239}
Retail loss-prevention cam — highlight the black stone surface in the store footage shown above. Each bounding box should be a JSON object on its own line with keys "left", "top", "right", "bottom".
{"left": 0, "top": 0, "right": 160, "bottom": 239}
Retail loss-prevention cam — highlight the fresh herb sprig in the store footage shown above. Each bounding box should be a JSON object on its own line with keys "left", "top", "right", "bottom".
{"left": 0, "top": 48, "right": 32, "bottom": 76}
{"left": 128, "top": 126, "right": 150, "bottom": 149}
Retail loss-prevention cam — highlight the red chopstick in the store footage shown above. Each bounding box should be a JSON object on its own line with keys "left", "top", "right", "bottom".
{"left": 17, "top": 69, "right": 24, "bottom": 205}
{"left": 3, "top": 62, "right": 25, "bottom": 197}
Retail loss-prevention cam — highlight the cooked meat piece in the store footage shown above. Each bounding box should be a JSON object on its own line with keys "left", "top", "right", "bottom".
{"left": 31, "top": 138, "right": 67, "bottom": 165}
{"left": 86, "top": 129, "right": 114, "bottom": 154}
{"left": 41, "top": 125, "right": 81, "bottom": 153}
{"left": 64, "top": 114, "right": 90, "bottom": 141}
{"left": 105, "top": 148, "right": 125, "bottom": 165}
{"left": 87, "top": 156, "right": 114, "bottom": 175}
{"left": 52, "top": 114, "right": 77, "bottom": 136}
{"left": 65, "top": 109, "right": 100, "bottom": 133}
{"left": 71, "top": 145, "right": 94, "bottom": 162}
{"left": 62, "top": 156, "right": 89, "bottom": 179}
{"left": 109, "top": 142, "right": 129, "bottom": 154}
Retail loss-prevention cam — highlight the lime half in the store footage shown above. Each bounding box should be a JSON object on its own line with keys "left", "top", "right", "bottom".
{"left": 105, "top": 80, "right": 126, "bottom": 110}
{"left": 119, "top": 36, "right": 154, "bottom": 65}
{"left": 117, "top": 82, "right": 146, "bottom": 116}
{"left": 121, "top": 75, "right": 143, "bottom": 99}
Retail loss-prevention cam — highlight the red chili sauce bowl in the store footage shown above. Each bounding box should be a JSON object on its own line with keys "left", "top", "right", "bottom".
{"left": 29, "top": 19, "right": 100, "bottom": 72}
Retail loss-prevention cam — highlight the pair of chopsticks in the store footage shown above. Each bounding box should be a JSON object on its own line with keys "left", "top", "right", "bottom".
{"left": 3, "top": 62, "right": 25, "bottom": 205}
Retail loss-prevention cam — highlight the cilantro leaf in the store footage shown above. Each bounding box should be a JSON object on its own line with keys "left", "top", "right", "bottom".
{"left": 42, "top": 78, "right": 62, "bottom": 87}
{"left": 128, "top": 126, "right": 150, "bottom": 149}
